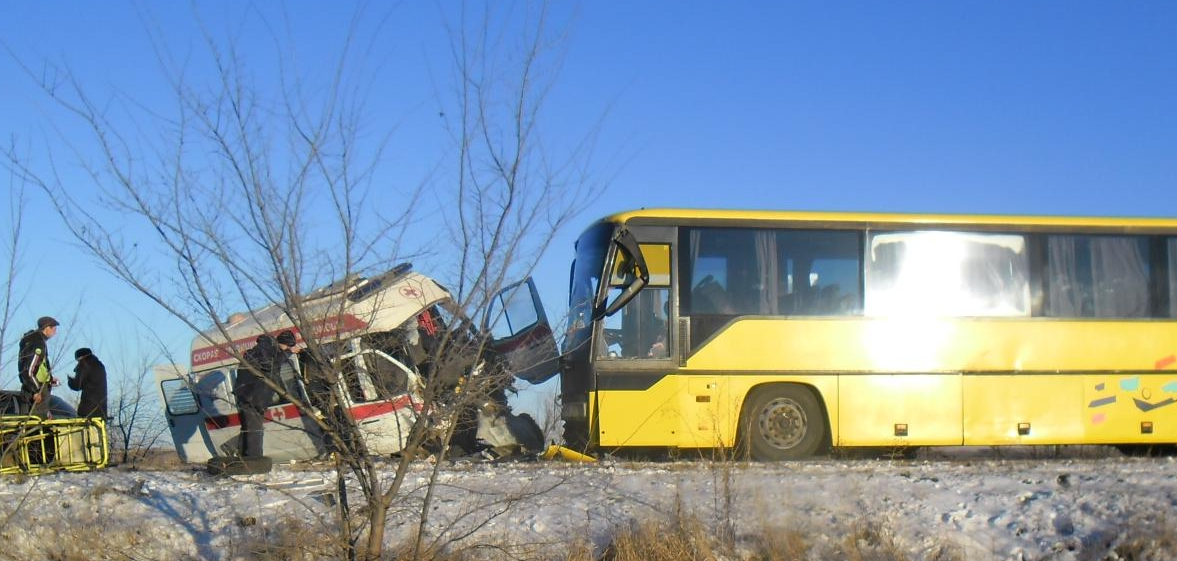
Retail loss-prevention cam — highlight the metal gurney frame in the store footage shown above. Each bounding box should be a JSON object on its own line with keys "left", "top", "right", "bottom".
{"left": 1, "top": 415, "right": 109, "bottom": 475}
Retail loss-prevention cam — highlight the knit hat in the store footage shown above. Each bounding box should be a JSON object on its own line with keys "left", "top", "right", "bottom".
{"left": 275, "top": 330, "right": 297, "bottom": 346}
{"left": 75, "top": 348, "right": 93, "bottom": 360}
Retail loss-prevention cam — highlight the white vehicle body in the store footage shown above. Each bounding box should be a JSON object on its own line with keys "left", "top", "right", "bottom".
{"left": 155, "top": 265, "right": 557, "bottom": 463}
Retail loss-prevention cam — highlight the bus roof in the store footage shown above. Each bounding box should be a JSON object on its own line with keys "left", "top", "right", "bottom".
{"left": 189, "top": 267, "right": 452, "bottom": 371}
{"left": 598, "top": 208, "right": 1177, "bottom": 232}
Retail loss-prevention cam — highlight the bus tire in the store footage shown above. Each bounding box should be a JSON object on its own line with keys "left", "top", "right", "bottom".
{"left": 739, "top": 384, "right": 826, "bottom": 461}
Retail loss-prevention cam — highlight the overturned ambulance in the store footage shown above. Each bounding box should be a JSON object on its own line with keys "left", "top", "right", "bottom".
{"left": 155, "top": 264, "right": 559, "bottom": 464}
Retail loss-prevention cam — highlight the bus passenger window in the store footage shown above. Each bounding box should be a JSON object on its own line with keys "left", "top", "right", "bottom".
{"left": 1045, "top": 235, "right": 1151, "bottom": 318}
{"left": 684, "top": 227, "right": 862, "bottom": 318}
{"left": 867, "top": 231, "right": 1029, "bottom": 317}
{"left": 1169, "top": 238, "right": 1177, "bottom": 318}
{"left": 692, "top": 274, "right": 733, "bottom": 314}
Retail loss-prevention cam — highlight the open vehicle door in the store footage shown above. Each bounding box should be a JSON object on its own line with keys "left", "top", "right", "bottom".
{"left": 485, "top": 278, "right": 560, "bottom": 384}
{"left": 155, "top": 364, "right": 216, "bottom": 463}
{"left": 155, "top": 364, "right": 322, "bottom": 463}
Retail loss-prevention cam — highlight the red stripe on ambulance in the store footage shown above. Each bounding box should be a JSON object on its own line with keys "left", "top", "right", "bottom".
{"left": 204, "top": 394, "right": 418, "bottom": 430}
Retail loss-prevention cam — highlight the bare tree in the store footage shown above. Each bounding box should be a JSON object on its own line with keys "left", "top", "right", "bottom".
{"left": 5, "top": 2, "right": 602, "bottom": 559}
{"left": 0, "top": 163, "right": 28, "bottom": 388}
{"left": 102, "top": 336, "right": 169, "bottom": 466}
{"left": 108, "top": 368, "right": 167, "bottom": 464}
{"left": 0, "top": 148, "right": 29, "bottom": 491}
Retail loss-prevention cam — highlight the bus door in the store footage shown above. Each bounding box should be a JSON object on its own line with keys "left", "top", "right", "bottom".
{"left": 592, "top": 226, "right": 689, "bottom": 448}
{"left": 486, "top": 278, "right": 559, "bottom": 384}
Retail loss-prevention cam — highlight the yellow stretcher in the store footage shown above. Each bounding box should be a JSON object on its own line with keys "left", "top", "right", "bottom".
{"left": 0, "top": 416, "right": 109, "bottom": 475}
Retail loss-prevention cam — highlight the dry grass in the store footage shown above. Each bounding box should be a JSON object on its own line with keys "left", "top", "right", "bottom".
{"left": 561, "top": 511, "right": 959, "bottom": 561}
{"left": 222, "top": 515, "right": 341, "bottom": 561}
{"left": 109, "top": 447, "right": 186, "bottom": 470}
{"left": 11, "top": 507, "right": 1177, "bottom": 561}
{"left": 7, "top": 471, "right": 1177, "bottom": 561}
{"left": 1111, "top": 514, "right": 1177, "bottom": 561}
{"left": 598, "top": 513, "right": 719, "bottom": 561}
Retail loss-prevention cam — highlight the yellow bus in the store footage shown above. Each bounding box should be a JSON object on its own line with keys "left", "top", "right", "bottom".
{"left": 556, "top": 208, "right": 1177, "bottom": 460}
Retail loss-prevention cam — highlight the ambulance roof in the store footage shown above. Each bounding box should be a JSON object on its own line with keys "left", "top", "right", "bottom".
{"left": 189, "top": 265, "right": 452, "bottom": 370}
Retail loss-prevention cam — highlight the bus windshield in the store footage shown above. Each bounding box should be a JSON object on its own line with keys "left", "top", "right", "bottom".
{"left": 565, "top": 222, "right": 613, "bottom": 354}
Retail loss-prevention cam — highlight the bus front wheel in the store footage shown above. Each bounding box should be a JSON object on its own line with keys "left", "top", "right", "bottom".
{"left": 739, "top": 385, "right": 826, "bottom": 461}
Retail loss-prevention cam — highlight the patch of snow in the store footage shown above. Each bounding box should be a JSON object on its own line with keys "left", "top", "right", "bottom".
{"left": 1, "top": 449, "right": 1175, "bottom": 560}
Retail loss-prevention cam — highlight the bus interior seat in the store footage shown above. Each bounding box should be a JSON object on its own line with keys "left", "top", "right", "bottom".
{"left": 692, "top": 275, "right": 734, "bottom": 314}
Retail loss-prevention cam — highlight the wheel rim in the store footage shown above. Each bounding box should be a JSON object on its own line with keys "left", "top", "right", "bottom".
{"left": 757, "top": 397, "right": 807, "bottom": 450}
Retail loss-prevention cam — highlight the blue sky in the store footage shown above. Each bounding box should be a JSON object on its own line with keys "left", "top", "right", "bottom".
{"left": 2, "top": 2, "right": 1175, "bottom": 414}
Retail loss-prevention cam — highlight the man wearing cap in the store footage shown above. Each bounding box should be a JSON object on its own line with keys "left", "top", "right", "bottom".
{"left": 234, "top": 330, "right": 298, "bottom": 458}
{"left": 69, "top": 348, "right": 108, "bottom": 419}
{"left": 17, "top": 316, "right": 60, "bottom": 418}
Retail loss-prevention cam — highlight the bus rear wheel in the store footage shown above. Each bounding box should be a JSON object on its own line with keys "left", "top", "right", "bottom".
{"left": 740, "top": 385, "right": 826, "bottom": 461}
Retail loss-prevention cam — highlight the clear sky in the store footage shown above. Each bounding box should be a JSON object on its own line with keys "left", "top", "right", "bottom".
{"left": 2, "top": 2, "right": 1175, "bottom": 414}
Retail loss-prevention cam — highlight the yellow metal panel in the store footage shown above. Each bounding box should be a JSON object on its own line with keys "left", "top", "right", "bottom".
{"left": 838, "top": 374, "right": 962, "bottom": 446}
{"left": 687, "top": 318, "right": 1177, "bottom": 374}
{"left": 595, "top": 374, "right": 839, "bottom": 450}
{"left": 592, "top": 317, "right": 1177, "bottom": 450}
{"left": 961, "top": 373, "right": 1177, "bottom": 445}
{"left": 611, "top": 243, "right": 671, "bottom": 287}
{"left": 596, "top": 376, "right": 688, "bottom": 448}
{"left": 962, "top": 376, "right": 1084, "bottom": 444}
{"left": 686, "top": 377, "right": 719, "bottom": 435}
{"left": 1082, "top": 374, "right": 1177, "bottom": 443}
{"left": 679, "top": 318, "right": 1176, "bottom": 448}
{"left": 641, "top": 243, "right": 671, "bottom": 287}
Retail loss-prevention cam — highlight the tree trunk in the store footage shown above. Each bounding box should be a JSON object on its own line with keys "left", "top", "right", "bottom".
{"left": 365, "top": 498, "right": 388, "bottom": 560}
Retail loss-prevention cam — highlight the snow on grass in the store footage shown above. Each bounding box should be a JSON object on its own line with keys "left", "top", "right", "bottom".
{"left": 1, "top": 448, "right": 1176, "bottom": 560}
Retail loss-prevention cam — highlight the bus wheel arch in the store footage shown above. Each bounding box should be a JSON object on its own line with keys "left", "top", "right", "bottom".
{"left": 737, "top": 383, "right": 828, "bottom": 461}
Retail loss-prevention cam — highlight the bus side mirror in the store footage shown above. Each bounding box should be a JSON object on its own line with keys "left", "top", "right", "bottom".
{"left": 595, "top": 228, "right": 651, "bottom": 320}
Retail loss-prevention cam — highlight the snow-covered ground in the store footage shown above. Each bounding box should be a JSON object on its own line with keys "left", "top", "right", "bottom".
{"left": 2, "top": 447, "right": 1176, "bottom": 560}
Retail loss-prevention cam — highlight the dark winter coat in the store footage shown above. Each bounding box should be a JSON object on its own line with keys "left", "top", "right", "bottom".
{"left": 235, "top": 335, "right": 279, "bottom": 409}
{"left": 69, "top": 354, "right": 108, "bottom": 419}
{"left": 17, "top": 330, "right": 51, "bottom": 397}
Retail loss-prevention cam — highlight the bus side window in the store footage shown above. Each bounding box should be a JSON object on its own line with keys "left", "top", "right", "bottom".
{"left": 685, "top": 226, "right": 863, "bottom": 318}
{"left": 1169, "top": 237, "right": 1177, "bottom": 318}
{"left": 692, "top": 274, "right": 733, "bottom": 314}
{"left": 1045, "top": 234, "right": 1150, "bottom": 318}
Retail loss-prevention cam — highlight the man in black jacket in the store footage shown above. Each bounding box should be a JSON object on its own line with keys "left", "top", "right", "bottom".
{"left": 69, "top": 348, "right": 108, "bottom": 419}
{"left": 235, "top": 334, "right": 276, "bottom": 458}
{"left": 17, "top": 316, "right": 60, "bottom": 418}
{"left": 233, "top": 331, "right": 297, "bottom": 458}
